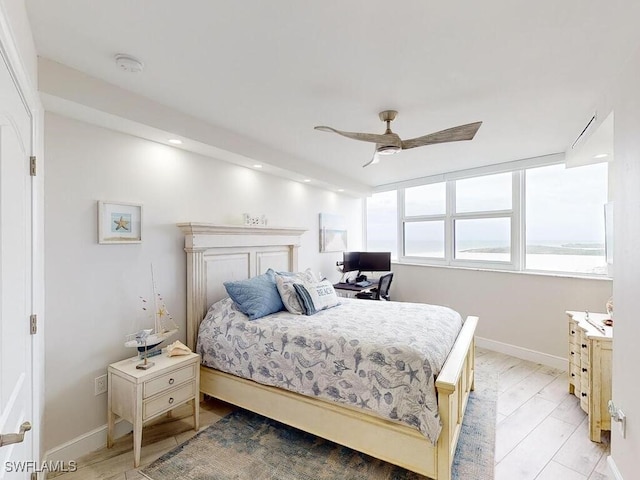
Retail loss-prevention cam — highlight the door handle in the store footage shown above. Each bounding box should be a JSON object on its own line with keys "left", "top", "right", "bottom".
{"left": 0, "top": 422, "right": 31, "bottom": 448}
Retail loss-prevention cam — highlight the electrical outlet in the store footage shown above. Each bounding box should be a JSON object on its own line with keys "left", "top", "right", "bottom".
{"left": 94, "top": 375, "right": 107, "bottom": 395}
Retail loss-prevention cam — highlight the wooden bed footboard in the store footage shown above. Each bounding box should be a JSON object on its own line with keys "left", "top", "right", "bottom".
{"left": 198, "top": 315, "right": 477, "bottom": 480}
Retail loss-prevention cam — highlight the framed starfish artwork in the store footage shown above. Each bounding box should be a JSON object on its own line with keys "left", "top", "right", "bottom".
{"left": 98, "top": 201, "right": 142, "bottom": 244}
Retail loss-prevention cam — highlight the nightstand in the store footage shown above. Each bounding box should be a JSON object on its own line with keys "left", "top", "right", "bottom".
{"left": 107, "top": 351, "right": 200, "bottom": 467}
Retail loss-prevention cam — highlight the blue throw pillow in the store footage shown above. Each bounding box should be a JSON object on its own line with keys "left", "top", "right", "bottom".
{"left": 223, "top": 270, "right": 284, "bottom": 320}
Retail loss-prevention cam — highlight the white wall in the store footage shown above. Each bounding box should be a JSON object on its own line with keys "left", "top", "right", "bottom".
{"left": 43, "top": 112, "right": 362, "bottom": 454}
{"left": 609, "top": 45, "right": 640, "bottom": 480}
{"left": 393, "top": 264, "right": 611, "bottom": 362}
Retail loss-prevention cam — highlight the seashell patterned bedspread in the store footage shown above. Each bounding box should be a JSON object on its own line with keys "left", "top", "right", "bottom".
{"left": 197, "top": 297, "right": 463, "bottom": 443}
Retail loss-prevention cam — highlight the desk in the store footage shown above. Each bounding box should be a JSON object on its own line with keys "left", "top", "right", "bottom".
{"left": 333, "top": 282, "right": 373, "bottom": 298}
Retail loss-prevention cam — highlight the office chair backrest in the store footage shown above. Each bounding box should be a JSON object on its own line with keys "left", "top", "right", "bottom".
{"left": 377, "top": 272, "right": 393, "bottom": 301}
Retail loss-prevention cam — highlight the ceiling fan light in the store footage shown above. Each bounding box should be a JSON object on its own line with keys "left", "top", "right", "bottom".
{"left": 377, "top": 145, "right": 401, "bottom": 155}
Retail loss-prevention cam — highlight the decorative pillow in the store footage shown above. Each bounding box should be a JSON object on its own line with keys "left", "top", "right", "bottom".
{"left": 293, "top": 279, "right": 340, "bottom": 315}
{"left": 277, "top": 268, "right": 319, "bottom": 283}
{"left": 223, "top": 270, "right": 284, "bottom": 320}
{"left": 274, "top": 268, "right": 320, "bottom": 315}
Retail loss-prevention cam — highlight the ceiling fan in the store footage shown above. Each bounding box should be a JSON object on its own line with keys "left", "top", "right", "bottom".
{"left": 314, "top": 110, "right": 482, "bottom": 167}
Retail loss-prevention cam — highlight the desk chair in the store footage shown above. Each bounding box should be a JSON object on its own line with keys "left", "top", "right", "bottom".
{"left": 355, "top": 272, "right": 393, "bottom": 301}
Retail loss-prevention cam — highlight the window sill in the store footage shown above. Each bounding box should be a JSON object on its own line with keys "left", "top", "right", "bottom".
{"left": 391, "top": 260, "right": 613, "bottom": 281}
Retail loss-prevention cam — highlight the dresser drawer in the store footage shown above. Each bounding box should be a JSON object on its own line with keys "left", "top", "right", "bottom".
{"left": 143, "top": 381, "right": 196, "bottom": 420}
{"left": 569, "top": 345, "right": 580, "bottom": 366}
{"left": 569, "top": 363, "right": 580, "bottom": 386}
{"left": 144, "top": 364, "right": 196, "bottom": 398}
{"left": 568, "top": 321, "right": 579, "bottom": 344}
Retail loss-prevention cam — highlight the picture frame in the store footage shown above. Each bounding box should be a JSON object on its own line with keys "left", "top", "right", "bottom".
{"left": 319, "top": 213, "right": 347, "bottom": 252}
{"left": 98, "top": 201, "right": 142, "bottom": 244}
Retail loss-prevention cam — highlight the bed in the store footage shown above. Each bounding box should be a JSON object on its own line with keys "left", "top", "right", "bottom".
{"left": 178, "top": 223, "right": 477, "bottom": 480}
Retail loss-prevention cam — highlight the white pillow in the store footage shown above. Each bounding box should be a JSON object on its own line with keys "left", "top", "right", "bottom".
{"left": 292, "top": 279, "right": 340, "bottom": 315}
{"left": 275, "top": 268, "right": 319, "bottom": 315}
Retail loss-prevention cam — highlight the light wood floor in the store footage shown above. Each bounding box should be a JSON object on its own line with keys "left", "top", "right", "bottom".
{"left": 48, "top": 348, "right": 612, "bottom": 480}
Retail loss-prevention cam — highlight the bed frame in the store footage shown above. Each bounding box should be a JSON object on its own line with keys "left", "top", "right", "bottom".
{"left": 178, "top": 223, "right": 477, "bottom": 480}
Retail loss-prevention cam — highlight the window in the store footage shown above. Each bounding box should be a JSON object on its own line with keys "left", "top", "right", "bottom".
{"left": 405, "top": 183, "right": 446, "bottom": 216}
{"left": 403, "top": 182, "right": 446, "bottom": 259}
{"left": 452, "top": 172, "right": 513, "bottom": 264}
{"left": 454, "top": 217, "right": 511, "bottom": 262}
{"left": 366, "top": 159, "right": 609, "bottom": 276}
{"left": 455, "top": 173, "right": 512, "bottom": 213}
{"left": 525, "top": 163, "right": 608, "bottom": 274}
{"left": 405, "top": 221, "right": 445, "bottom": 258}
{"left": 365, "top": 191, "right": 397, "bottom": 259}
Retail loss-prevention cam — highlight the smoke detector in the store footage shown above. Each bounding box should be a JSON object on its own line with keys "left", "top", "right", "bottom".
{"left": 115, "top": 54, "right": 144, "bottom": 73}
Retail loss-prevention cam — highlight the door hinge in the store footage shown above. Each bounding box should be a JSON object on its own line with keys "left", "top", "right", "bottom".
{"left": 30, "top": 156, "right": 36, "bottom": 176}
{"left": 30, "top": 314, "right": 37, "bottom": 335}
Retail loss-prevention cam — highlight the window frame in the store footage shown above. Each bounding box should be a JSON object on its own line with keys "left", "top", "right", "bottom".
{"left": 365, "top": 154, "right": 608, "bottom": 277}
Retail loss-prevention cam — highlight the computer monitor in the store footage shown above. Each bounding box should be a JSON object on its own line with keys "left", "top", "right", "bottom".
{"left": 342, "top": 251, "right": 361, "bottom": 273}
{"left": 358, "top": 252, "right": 391, "bottom": 272}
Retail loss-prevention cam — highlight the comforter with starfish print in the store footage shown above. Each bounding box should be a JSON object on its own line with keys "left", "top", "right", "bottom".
{"left": 197, "top": 296, "right": 463, "bottom": 443}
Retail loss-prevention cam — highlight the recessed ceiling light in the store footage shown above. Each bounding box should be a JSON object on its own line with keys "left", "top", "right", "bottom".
{"left": 337, "top": 189, "right": 344, "bottom": 192}
{"left": 593, "top": 153, "right": 609, "bottom": 159}
{"left": 253, "top": 164, "right": 263, "bottom": 168}
{"left": 168, "top": 139, "right": 182, "bottom": 145}
{"left": 303, "top": 179, "right": 311, "bottom": 183}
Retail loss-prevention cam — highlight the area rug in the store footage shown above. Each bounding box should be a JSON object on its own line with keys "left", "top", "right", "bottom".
{"left": 141, "top": 372, "right": 496, "bottom": 480}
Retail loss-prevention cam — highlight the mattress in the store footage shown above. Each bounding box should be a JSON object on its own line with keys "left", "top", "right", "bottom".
{"left": 196, "top": 297, "right": 463, "bottom": 443}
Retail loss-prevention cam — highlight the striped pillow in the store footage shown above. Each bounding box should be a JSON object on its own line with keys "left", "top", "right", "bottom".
{"left": 293, "top": 280, "right": 340, "bottom": 315}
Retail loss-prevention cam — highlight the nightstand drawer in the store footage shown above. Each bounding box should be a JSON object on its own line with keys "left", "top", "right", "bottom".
{"left": 144, "top": 364, "right": 196, "bottom": 398}
{"left": 143, "top": 380, "right": 196, "bottom": 420}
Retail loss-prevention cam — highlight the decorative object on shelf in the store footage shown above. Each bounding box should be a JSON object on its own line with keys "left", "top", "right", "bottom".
{"left": 125, "top": 265, "right": 178, "bottom": 361}
{"left": 98, "top": 201, "right": 142, "bottom": 244}
{"left": 167, "top": 340, "right": 192, "bottom": 357}
{"left": 605, "top": 297, "right": 613, "bottom": 317}
{"left": 243, "top": 213, "right": 268, "bottom": 226}
{"left": 319, "top": 213, "right": 347, "bottom": 252}
{"left": 604, "top": 297, "right": 614, "bottom": 325}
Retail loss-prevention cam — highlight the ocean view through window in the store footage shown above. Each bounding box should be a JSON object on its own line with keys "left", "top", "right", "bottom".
{"left": 366, "top": 158, "right": 609, "bottom": 275}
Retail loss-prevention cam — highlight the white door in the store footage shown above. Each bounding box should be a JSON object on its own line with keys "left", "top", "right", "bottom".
{"left": 0, "top": 42, "right": 35, "bottom": 479}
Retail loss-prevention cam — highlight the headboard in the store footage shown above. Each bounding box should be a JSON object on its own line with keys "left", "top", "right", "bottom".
{"left": 177, "top": 223, "right": 307, "bottom": 349}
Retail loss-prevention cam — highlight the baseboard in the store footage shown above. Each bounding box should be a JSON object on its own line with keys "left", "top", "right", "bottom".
{"left": 475, "top": 337, "right": 568, "bottom": 371}
{"left": 43, "top": 418, "right": 132, "bottom": 463}
{"left": 607, "top": 455, "right": 624, "bottom": 480}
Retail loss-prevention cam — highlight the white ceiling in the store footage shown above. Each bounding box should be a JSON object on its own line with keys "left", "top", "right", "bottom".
{"left": 25, "top": 0, "right": 640, "bottom": 191}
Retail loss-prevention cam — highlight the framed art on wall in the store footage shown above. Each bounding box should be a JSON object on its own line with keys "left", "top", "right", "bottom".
{"left": 98, "top": 201, "right": 142, "bottom": 244}
{"left": 319, "top": 213, "right": 347, "bottom": 252}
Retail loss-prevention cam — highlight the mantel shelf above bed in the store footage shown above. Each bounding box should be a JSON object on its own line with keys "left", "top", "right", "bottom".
{"left": 177, "top": 223, "right": 307, "bottom": 250}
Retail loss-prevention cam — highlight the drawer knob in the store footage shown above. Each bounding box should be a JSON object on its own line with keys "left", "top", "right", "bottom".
{"left": 581, "top": 392, "right": 587, "bottom": 397}
{"left": 571, "top": 330, "right": 575, "bottom": 334}
{"left": 571, "top": 373, "right": 575, "bottom": 377}
{"left": 570, "top": 352, "right": 575, "bottom": 355}
{"left": 168, "top": 397, "right": 174, "bottom": 404}
{"left": 582, "top": 368, "right": 588, "bottom": 373}
{"left": 581, "top": 344, "right": 587, "bottom": 348}
{"left": 168, "top": 378, "right": 175, "bottom": 385}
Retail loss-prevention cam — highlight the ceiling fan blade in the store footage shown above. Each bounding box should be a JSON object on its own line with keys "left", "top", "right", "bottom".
{"left": 401, "top": 121, "right": 483, "bottom": 150}
{"left": 362, "top": 148, "right": 381, "bottom": 168}
{"left": 314, "top": 126, "right": 390, "bottom": 144}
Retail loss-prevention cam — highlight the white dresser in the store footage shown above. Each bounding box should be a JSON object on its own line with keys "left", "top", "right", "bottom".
{"left": 566, "top": 311, "right": 612, "bottom": 442}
